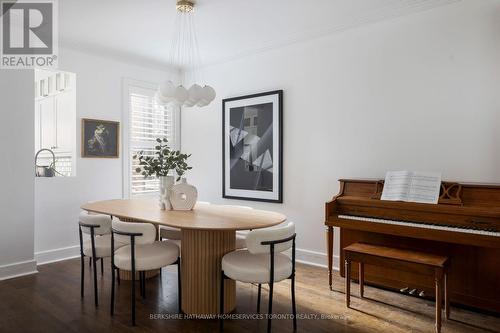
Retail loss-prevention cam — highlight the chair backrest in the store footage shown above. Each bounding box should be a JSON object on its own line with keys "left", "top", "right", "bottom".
{"left": 112, "top": 219, "right": 156, "bottom": 245}
{"left": 79, "top": 211, "right": 112, "bottom": 235}
{"left": 245, "top": 222, "right": 295, "bottom": 254}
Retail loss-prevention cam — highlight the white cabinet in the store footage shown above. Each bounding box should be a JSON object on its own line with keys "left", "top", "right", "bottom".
{"left": 35, "top": 92, "right": 76, "bottom": 149}
{"left": 35, "top": 69, "right": 76, "bottom": 177}
{"left": 37, "top": 97, "right": 56, "bottom": 150}
{"left": 55, "top": 91, "right": 75, "bottom": 152}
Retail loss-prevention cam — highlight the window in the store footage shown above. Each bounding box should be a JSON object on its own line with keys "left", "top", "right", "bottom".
{"left": 123, "top": 80, "right": 180, "bottom": 198}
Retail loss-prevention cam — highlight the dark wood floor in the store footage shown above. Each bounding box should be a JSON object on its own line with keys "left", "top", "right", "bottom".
{"left": 0, "top": 258, "right": 499, "bottom": 333}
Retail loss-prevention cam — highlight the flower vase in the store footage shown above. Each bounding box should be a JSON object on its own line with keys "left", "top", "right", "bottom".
{"left": 170, "top": 178, "right": 198, "bottom": 210}
{"left": 159, "top": 175, "right": 175, "bottom": 210}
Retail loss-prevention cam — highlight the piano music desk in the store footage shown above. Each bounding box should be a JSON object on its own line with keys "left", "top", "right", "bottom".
{"left": 344, "top": 242, "right": 450, "bottom": 333}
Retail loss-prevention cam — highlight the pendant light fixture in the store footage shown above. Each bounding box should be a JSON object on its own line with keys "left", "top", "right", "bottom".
{"left": 156, "top": 0, "right": 216, "bottom": 108}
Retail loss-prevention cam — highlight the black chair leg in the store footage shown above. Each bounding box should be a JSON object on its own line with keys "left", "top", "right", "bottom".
{"left": 220, "top": 271, "right": 225, "bottom": 331}
{"left": 177, "top": 259, "right": 182, "bottom": 313}
{"left": 268, "top": 282, "right": 274, "bottom": 333}
{"left": 79, "top": 227, "right": 84, "bottom": 299}
{"left": 159, "top": 237, "right": 164, "bottom": 277}
{"left": 131, "top": 266, "right": 136, "bottom": 326}
{"left": 101, "top": 258, "right": 104, "bottom": 276}
{"left": 80, "top": 254, "right": 85, "bottom": 298}
{"left": 291, "top": 276, "right": 297, "bottom": 331}
{"left": 93, "top": 257, "right": 98, "bottom": 307}
{"left": 111, "top": 263, "right": 115, "bottom": 315}
{"left": 257, "top": 284, "right": 262, "bottom": 313}
{"left": 89, "top": 257, "right": 92, "bottom": 267}
{"left": 117, "top": 269, "right": 120, "bottom": 285}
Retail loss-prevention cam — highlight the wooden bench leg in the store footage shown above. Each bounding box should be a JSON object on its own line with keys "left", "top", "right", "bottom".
{"left": 345, "top": 259, "right": 351, "bottom": 308}
{"left": 444, "top": 273, "right": 450, "bottom": 320}
{"left": 435, "top": 275, "right": 442, "bottom": 333}
{"left": 359, "top": 262, "right": 364, "bottom": 298}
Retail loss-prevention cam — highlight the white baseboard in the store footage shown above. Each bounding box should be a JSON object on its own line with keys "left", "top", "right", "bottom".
{"left": 35, "top": 245, "right": 80, "bottom": 265}
{"left": 295, "top": 248, "right": 340, "bottom": 271}
{"left": 0, "top": 260, "right": 38, "bottom": 281}
{"left": 32, "top": 245, "right": 340, "bottom": 272}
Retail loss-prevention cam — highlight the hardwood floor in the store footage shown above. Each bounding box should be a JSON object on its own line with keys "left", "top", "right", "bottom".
{"left": 0, "top": 258, "right": 499, "bottom": 333}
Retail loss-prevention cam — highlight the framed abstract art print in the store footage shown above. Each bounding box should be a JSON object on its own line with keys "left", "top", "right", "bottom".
{"left": 222, "top": 90, "right": 283, "bottom": 203}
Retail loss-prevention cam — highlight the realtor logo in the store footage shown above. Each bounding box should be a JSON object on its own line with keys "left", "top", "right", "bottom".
{"left": 1, "top": 0, "right": 58, "bottom": 68}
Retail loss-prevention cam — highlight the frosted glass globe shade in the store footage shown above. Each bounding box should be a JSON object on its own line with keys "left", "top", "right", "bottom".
{"left": 202, "top": 85, "right": 216, "bottom": 102}
{"left": 187, "top": 84, "right": 203, "bottom": 103}
{"left": 159, "top": 81, "right": 176, "bottom": 102}
{"left": 173, "top": 85, "right": 188, "bottom": 105}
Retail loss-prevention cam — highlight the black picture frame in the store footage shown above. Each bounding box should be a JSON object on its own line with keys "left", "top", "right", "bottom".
{"left": 222, "top": 90, "right": 283, "bottom": 203}
{"left": 81, "top": 118, "right": 120, "bottom": 158}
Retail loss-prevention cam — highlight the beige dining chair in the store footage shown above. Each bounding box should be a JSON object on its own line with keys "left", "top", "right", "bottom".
{"left": 223, "top": 205, "right": 254, "bottom": 249}
{"left": 220, "top": 222, "right": 297, "bottom": 333}
{"left": 111, "top": 219, "right": 181, "bottom": 326}
{"left": 79, "top": 211, "right": 125, "bottom": 307}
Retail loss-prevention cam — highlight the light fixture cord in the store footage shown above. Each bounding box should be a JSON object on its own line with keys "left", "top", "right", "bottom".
{"left": 167, "top": 3, "right": 205, "bottom": 87}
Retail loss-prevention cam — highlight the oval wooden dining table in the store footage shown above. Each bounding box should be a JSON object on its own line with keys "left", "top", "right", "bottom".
{"left": 81, "top": 199, "right": 286, "bottom": 315}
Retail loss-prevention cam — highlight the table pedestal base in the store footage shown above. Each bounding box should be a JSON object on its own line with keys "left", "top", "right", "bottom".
{"left": 181, "top": 229, "right": 236, "bottom": 315}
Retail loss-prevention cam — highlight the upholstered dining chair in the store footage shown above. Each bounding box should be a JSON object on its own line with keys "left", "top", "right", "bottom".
{"left": 111, "top": 219, "right": 181, "bottom": 326}
{"left": 220, "top": 222, "right": 297, "bottom": 333}
{"left": 79, "top": 211, "right": 124, "bottom": 307}
{"left": 223, "top": 205, "right": 254, "bottom": 249}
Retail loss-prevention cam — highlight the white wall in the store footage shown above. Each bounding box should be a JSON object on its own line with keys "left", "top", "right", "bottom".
{"left": 34, "top": 48, "right": 180, "bottom": 264}
{"left": 0, "top": 71, "right": 37, "bottom": 280}
{"left": 181, "top": 0, "right": 500, "bottom": 268}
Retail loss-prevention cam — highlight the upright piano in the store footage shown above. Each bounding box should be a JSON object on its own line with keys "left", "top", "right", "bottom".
{"left": 325, "top": 179, "right": 500, "bottom": 313}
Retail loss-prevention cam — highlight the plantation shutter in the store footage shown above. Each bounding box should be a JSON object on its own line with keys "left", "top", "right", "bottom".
{"left": 129, "top": 85, "right": 178, "bottom": 197}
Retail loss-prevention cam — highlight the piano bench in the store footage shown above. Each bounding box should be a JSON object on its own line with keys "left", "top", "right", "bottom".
{"left": 343, "top": 242, "right": 450, "bottom": 333}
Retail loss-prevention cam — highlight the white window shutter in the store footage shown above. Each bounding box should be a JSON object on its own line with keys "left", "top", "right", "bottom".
{"left": 128, "top": 85, "right": 178, "bottom": 197}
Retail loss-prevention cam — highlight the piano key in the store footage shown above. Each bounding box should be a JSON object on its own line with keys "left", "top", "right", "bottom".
{"left": 337, "top": 215, "right": 500, "bottom": 237}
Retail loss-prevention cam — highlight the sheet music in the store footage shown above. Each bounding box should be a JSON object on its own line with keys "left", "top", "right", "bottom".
{"left": 381, "top": 171, "right": 441, "bottom": 204}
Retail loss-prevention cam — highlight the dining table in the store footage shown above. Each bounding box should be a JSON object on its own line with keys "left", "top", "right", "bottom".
{"left": 81, "top": 199, "right": 287, "bottom": 315}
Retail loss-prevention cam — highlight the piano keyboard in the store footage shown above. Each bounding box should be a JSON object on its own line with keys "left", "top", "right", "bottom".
{"left": 338, "top": 215, "right": 500, "bottom": 237}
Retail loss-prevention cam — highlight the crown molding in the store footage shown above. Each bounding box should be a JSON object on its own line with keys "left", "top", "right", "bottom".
{"left": 59, "top": 0, "right": 461, "bottom": 73}
{"left": 201, "top": 0, "right": 462, "bottom": 69}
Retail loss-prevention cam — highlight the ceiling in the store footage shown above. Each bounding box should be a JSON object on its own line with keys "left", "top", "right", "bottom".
{"left": 59, "top": 0, "right": 459, "bottom": 69}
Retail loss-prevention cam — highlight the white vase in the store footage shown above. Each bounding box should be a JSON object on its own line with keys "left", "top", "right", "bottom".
{"left": 159, "top": 175, "right": 175, "bottom": 210}
{"left": 170, "top": 178, "right": 198, "bottom": 211}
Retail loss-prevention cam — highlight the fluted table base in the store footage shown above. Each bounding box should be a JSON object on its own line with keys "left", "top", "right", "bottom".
{"left": 181, "top": 229, "right": 236, "bottom": 315}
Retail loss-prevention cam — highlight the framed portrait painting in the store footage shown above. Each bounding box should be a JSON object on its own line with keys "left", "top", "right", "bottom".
{"left": 222, "top": 90, "right": 283, "bottom": 203}
{"left": 82, "top": 118, "right": 120, "bottom": 158}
